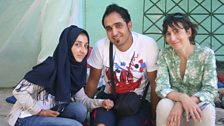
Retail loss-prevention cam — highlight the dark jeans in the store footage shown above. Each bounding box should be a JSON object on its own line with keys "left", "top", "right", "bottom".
{"left": 90, "top": 92, "right": 152, "bottom": 126}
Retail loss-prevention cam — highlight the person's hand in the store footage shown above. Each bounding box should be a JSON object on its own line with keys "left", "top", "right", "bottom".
{"left": 180, "top": 94, "right": 202, "bottom": 122}
{"left": 102, "top": 99, "right": 114, "bottom": 111}
{"left": 167, "top": 102, "right": 183, "bottom": 126}
{"left": 37, "top": 109, "right": 60, "bottom": 117}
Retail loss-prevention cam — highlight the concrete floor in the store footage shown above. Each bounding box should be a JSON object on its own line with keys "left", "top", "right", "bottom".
{"left": 0, "top": 88, "right": 12, "bottom": 126}
{"left": 0, "top": 88, "right": 224, "bottom": 126}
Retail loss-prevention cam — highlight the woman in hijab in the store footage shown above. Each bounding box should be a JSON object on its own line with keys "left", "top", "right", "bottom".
{"left": 7, "top": 25, "right": 114, "bottom": 126}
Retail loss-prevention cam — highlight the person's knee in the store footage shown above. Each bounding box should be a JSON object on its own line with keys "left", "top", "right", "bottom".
{"left": 201, "top": 104, "right": 216, "bottom": 120}
{"left": 78, "top": 103, "right": 88, "bottom": 117}
{"left": 76, "top": 103, "right": 87, "bottom": 122}
{"left": 93, "top": 108, "right": 115, "bottom": 126}
{"left": 156, "top": 98, "right": 174, "bottom": 124}
{"left": 96, "top": 123, "right": 106, "bottom": 126}
{"left": 192, "top": 104, "right": 216, "bottom": 126}
{"left": 67, "top": 102, "right": 87, "bottom": 122}
{"left": 157, "top": 98, "right": 174, "bottom": 114}
{"left": 62, "top": 119, "right": 83, "bottom": 126}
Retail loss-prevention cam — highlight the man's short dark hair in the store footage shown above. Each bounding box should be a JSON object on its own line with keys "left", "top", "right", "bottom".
{"left": 102, "top": 4, "right": 131, "bottom": 27}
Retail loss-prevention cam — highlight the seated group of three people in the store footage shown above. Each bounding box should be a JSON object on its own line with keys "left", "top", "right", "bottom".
{"left": 8, "top": 3, "right": 217, "bottom": 126}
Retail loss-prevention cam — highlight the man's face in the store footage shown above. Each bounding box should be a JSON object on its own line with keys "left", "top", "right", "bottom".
{"left": 103, "top": 12, "right": 132, "bottom": 51}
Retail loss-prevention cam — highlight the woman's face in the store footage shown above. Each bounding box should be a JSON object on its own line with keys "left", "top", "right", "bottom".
{"left": 71, "top": 33, "right": 89, "bottom": 62}
{"left": 165, "top": 22, "right": 192, "bottom": 50}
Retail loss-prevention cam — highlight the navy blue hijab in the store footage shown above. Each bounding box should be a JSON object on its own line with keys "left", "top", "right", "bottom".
{"left": 24, "top": 25, "right": 89, "bottom": 102}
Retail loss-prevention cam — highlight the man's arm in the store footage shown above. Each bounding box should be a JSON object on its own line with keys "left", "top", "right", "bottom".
{"left": 85, "top": 66, "right": 102, "bottom": 98}
{"left": 147, "top": 71, "right": 160, "bottom": 121}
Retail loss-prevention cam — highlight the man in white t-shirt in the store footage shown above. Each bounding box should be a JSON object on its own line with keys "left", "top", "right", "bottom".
{"left": 85, "top": 4, "right": 159, "bottom": 126}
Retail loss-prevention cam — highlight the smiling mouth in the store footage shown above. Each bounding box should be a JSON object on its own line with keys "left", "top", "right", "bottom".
{"left": 171, "top": 42, "right": 179, "bottom": 45}
{"left": 113, "top": 36, "right": 120, "bottom": 41}
{"left": 77, "top": 55, "right": 84, "bottom": 58}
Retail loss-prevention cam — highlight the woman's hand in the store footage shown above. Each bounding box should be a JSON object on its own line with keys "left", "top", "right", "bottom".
{"left": 102, "top": 99, "right": 114, "bottom": 111}
{"left": 167, "top": 102, "right": 183, "bottom": 126}
{"left": 37, "top": 109, "right": 60, "bottom": 117}
{"left": 180, "top": 94, "right": 202, "bottom": 122}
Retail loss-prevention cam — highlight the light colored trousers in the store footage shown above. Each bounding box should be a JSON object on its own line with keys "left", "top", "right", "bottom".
{"left": 156, "top": 98, "right": 215, "bottom": 126}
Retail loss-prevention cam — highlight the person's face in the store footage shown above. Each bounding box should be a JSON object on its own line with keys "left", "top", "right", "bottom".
{"left": 71, "top": 33, "right": 88, "bottom": 62}
{"left": 165, "top": 22, "right": 192, "bottom": 50}
{"left": 103, "top": 12, "right": 132, "bottom": 50}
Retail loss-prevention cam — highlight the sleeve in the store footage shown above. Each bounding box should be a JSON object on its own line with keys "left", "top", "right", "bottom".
{"left": 74, "top": 87, "right": 104, "bottom": 109}
{"left": 12, "top": 79, "right": 42, "bottom": 115}
{"left": 87, "top": 39, "right": 105, "bottom": 70}
{"left": 155, "top": 50, "right": 177, "bottom": 98}
{"left": 146, "top": 38, "right": 159, "bottom": 72}
{"left": 193, "top": 49, "right": 218, "bottom": 102}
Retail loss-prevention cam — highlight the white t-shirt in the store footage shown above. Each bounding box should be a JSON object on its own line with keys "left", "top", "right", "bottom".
{"left": 88, "top": 32, "right": 158, "bottom": 96}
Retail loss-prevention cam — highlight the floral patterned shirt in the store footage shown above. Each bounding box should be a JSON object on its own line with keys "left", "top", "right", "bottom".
{"left": 156, "top": 44, "right": 218, "bottom": 103}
